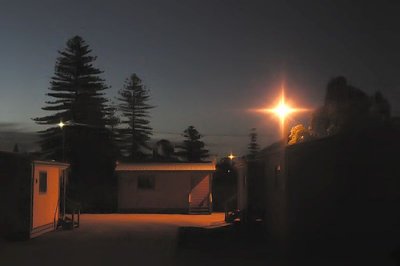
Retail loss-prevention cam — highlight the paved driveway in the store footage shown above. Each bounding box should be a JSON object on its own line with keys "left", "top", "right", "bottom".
{"left": 0, "top": 213, "right": 225, "bottom": 266}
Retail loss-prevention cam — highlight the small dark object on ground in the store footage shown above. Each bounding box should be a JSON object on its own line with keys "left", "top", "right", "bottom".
{"left": 225, "top": 209, "right": 240, "bottom": 223}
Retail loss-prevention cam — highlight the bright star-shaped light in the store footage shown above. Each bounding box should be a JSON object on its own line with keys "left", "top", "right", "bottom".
{"left": 251, "top": 88, "right": 310, "bottom": 137}
{"left": 58, "top": 121, "right": 65, "bottom": 129}
{"left": 269, "top": 98, "right": 295, "bottom": 122}
{"left": 263, "top": 91, "right": 301, "bottom": 126}
{"left": 228, "top": 152, "right": 235, "bottom": 160}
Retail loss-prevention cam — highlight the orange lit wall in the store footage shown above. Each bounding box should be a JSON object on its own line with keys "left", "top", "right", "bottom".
{"left": 118, "top": 170, "right": 212, "bottom": 213}
{"left": 32, "top": 164, "right": 60, "bottom": 230}
{"left": 189, "top": 174, "right": 210, "bottom": 210}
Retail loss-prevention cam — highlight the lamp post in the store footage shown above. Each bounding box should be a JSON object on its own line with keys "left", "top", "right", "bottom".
{"left": 58, "top": 121, "right": 66, "bottom": 162}
{"left": 58, "top": 121, "right": 66, "bottom": 220}
{"left": 57, "top": 119, "right": 105, "bottom": 220}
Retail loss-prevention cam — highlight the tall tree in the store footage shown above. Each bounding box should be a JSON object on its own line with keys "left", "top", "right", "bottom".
{"left": 34, "top": 36, "right": 116, "bottom": 210}
{"left": 104, "top": 102, "right": 121, "bottom": 157}
{"left": 105, "top": 102, "right": 120, "bottom": 133}
{"left": 34, "top": 35, "right": 110, "bottom": 160}
{"left": 247, "top": 128, "right": 259, "bottom": 159}
{"left": 13, "top": 143, "right": 19, "bottom": 153}
{"left": 117, "top": 74, "right": 153, "bottom": 160}
{"left": 175, "top": 126, "right": 209, "bottom": 162}
{"left": 310, "top": 76, "right": 392, "bottom": 137}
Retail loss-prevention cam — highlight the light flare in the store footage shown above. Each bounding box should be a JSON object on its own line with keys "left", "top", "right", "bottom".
{"left": 252, "top": 88, "right": 310, "bottom": 137}
{"left": 263, "top": 90, "right": 304, "bottom": 128}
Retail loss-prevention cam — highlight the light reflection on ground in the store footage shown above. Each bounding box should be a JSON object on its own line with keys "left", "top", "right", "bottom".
{"left": 0, "top": 213, "right": 225, "bottom": 266}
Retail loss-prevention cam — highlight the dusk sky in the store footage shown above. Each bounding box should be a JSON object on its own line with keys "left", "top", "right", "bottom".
{"left": 0, "top": 0, "right": 399, "bottom": 156}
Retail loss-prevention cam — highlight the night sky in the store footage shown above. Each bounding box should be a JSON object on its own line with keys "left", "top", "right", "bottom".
{"left": 0, "top": 0, "right": 399, "bottom": 156}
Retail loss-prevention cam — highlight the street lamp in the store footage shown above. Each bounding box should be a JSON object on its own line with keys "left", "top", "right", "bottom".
{"left": 255, "top": 88, "right": 309, "bottom": 140}
{"left": 228, "top": 152, "right": 236, "bottom": 167}
{"left": 58, "top": 121, "right": 65, "bottom": 129}
{"left": 58, "top": 120, "right": 67, "bottom": 221}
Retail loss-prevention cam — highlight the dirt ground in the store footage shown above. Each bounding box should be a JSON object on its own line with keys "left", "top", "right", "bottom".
{"left": 0, "top": 213, "right": 397, "bottom": 266}
{"left": 0, "top": 213, "right": 228, "bottom": 266}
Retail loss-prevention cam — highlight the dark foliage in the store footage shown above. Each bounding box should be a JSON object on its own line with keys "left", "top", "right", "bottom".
{"left": 212, "top": 158, "right": 237, "bottom": 211}
{"left": 288, "top": 124, "right": 311, "bottom": 145}
{"left": 33, "top": 36, "right": 117, "bottom": 211}
{"left": 175, "top": 126, "right": 209, "bottom": 162}
{"left": 116, "top": 74, "right": 153, "bottom": 161}
{"left": 247, "top": 128, "right": 259, "bottom": 159}
{"left": 34, "top": 36, "right": 112, "bottom": 159}
{"left": 310, "top": 76, "right": 392, "bottom": 137}
{"left": 153, "top": 139, "right": 176, "bottom": 161}
{"left": 105, "top": 102, "right": 120, "bottom": 133}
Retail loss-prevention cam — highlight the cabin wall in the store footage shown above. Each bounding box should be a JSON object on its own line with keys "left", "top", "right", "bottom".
{"left": 118, "top": 171, "right": 211, "bottom": 213}
{"left": 263, "top": 128, "right": 400, "bottom": 252}
{"left": 31, "top": 164, "right": 61, "bottom": 236}
{"left": 0, "top": 154, "right": 31, "bottom": 239}
{"left": 236, "top": 161, "right": 247, "bottom": 212}
{"left": 189, "top": 173, "right": 211, "bottom": 211}
{"left": 262, "top": 148, "right": 289, "bottom": 247}
{"left": 285, "top": 138, "right": 342, "bottom": 246}
{"left": 285, "top": 134, "right": 400, "bottom": 245}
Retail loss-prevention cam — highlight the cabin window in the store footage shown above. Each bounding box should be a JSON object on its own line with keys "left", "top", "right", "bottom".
{"left": 39, "top": 171, "right": 47, "bottom": 194}
{"left": 137, "top": 175, "right": 155, "bottom": 190}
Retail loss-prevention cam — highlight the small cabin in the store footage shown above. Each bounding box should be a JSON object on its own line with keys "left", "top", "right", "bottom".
{"left": 0, "top": 152, "right": 69, "bottom": 239}
{"left": 116, "top": 162, "right": 215, "bottom": 214}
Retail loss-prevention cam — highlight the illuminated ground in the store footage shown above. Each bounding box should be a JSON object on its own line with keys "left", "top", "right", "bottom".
{"left": 0, "top": 213, "right": 227, "bottom": 266}
{"left": 0, "top": 213, "right": 395, "bottom": 266}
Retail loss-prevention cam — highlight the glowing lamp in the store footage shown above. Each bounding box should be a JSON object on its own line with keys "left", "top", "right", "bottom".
{"left": 262, "top": 91, "right": 300, "bottom": 127}
{"left": 252, "top": 88, "right": 309, "bottom": 138}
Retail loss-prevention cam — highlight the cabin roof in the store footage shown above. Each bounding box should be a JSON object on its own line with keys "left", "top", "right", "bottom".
{"left": 116, "top": 162, "right": 215, "bottom": 171}
{"left": 33, "top": 160, "right": 69, "bottom": 168}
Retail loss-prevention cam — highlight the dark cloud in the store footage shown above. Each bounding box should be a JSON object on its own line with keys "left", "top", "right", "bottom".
{"left": 0, "top": 122, "right": 23, "bottom": 131}
{"left": 0, "top": 122, "right": 38, "bottom": 152}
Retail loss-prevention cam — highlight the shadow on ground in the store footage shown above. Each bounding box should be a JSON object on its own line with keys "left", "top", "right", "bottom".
{"left": 175, "top": 222, "right": 277, "bottom": 266}
{"left": 175, "top": 222, "right": 399, "bottom": 266}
